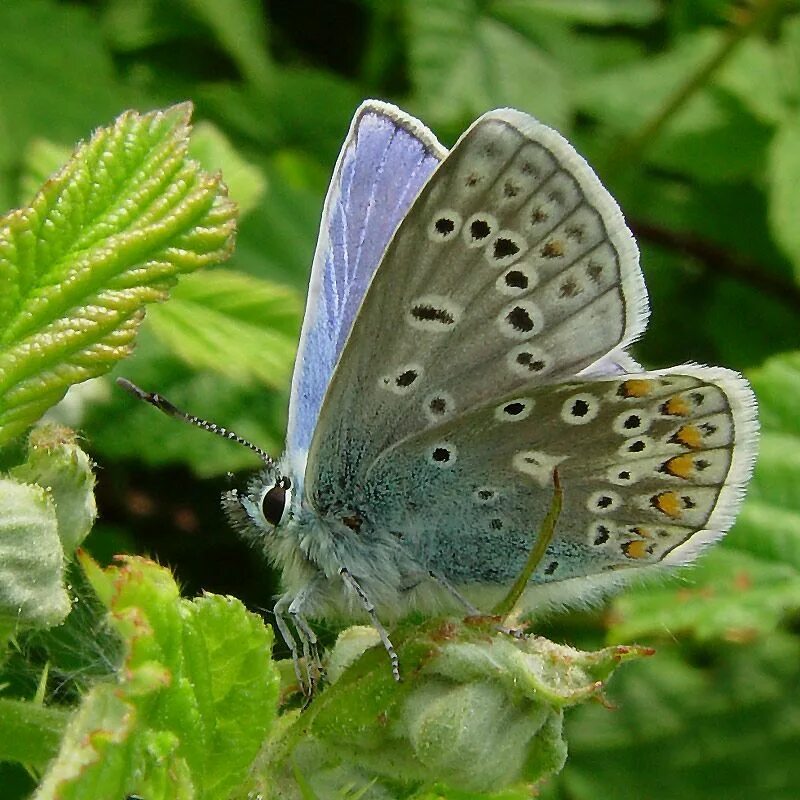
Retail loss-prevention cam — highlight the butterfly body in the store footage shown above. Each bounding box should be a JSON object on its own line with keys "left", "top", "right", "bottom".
{"left": 215, "top": 101, "right": 757, "bottom": 674}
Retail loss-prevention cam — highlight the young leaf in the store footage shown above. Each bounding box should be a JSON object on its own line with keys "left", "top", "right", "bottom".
{"left": 0, "top": 104, "right": 236, "bottom": 446}
{"left": 34, "top": 554, "right": 279, "bottom": 800}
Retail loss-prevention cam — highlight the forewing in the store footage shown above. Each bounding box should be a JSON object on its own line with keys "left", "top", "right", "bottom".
{"left": 286, "top": 101, "right": 445, "bottom": 462}
{"left": 361, "top": 368, "right": 758, "bottom": 609}
{"left": 307, "top": 109, "right": 648, "bottom": 506}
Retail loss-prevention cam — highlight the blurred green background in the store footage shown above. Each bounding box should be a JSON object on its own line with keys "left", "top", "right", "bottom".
{"left": 3, "top": 0, "right": 800, "bottom": 797}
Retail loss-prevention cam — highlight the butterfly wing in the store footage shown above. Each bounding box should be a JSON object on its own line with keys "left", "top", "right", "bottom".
{"left": 306, "top": 109, "right": 648, "bottom": 509}
{"left": 286, "top": 101, "right": 445, "bottom": 467}
{"left": 360, "top": 368, "right": 756, "bottom": 610}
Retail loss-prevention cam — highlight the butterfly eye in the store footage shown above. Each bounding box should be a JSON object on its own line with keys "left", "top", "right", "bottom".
{"left": 261, "top": 477, "right": 291, "bottom": 526}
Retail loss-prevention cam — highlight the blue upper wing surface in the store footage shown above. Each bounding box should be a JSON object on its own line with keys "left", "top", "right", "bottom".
{"left": 286, "top": 101, "right": 446, "bottom": 464}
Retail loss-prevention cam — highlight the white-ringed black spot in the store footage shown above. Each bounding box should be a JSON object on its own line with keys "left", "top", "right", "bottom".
{"left": 607, "top": 464, "right": 640, "bottom": 485}
{"left": 464, "top": 213, "right": 498, "bottom": 248}
{"left": 498, "top": 301, "right": 543, "bottom": 340}
{"left": 428, "top": 442, "right": 458, "bottom": 468}
{"left": 380, "top": 363, "right": 424, "bottom": 395}
{"left": 586, "top": 490, "right": 621, "bottom": 514}
{"left": 505, "top": 270, "right": 527, "bottom": 289}
{"left": 560, "top": 393, "right": 600, "bottom": 425}
{"left": 496, "top": 263, "right": 538, "bottom": 297}
{"left": 434, "top": 217, "right": 455, "bottom": 236}
{"left": 412, "top": 304, "right": 454, "bottom": 324}
{"left": 502, "top": 181, "right": 520, "bottom": 198}
{"left": 427, "top": 209, "right": 462, "bottom": 242}
{"left": 618, "top": 436, "right": 654, "bottom": 458}
{"left": 395, "top": 369, "right": 418, "bottom": 388}
{"left": 612, "top": 409, "right": 651, "bottom": 436}
{"left": 494, "top": 238, "right": 520, "bottom": 259}
{"left": 494, "top": 397, "right": 533, "bottom": 422}
{"left": 506, "top": 306, "right": 534, "bottom": 333}
{"left": 593, "top": 525, "right": 610, "bottom": 545}
{"left": 471, "top": 219, "right": 491, "bottom": 240}
{"left": 407, "top": 295, "right": 462, "bottom": 331}
{"left": 518, "top": 353, "right": 544, "bottom": 370}
{"left": 507, "top": 343, "right": 550, "bottom": 377}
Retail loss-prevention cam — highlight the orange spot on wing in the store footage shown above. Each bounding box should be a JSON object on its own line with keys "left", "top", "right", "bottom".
{"left": 623, "top": 540, "right": 649, "bottom": 559}
{"left": 651, "top": 491, "right": 683, "bottom": 518}
{"left": 662, "top": 454, "right": 695, "bottom": 479}
{"left": 619, "top": 379, "right": 653, "bottom": 398}
{"left": 661, "top": 395, "right": 691, "bottom": 416}
{"left": 672, "top": 425, "right": 703, "bottom": 449}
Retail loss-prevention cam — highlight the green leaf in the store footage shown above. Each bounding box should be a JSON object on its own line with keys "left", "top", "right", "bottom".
{"left": 146, "top": 269, "right": 301, "bottom": 389}
{"left": 768, "top": 111, "right": 800, "bottom": 281}
{"left": 34, "top": 554, "right": 279, "bottom": 800}
{"left": 716, "top": 38, "right": 786, "bottom": 126}
{"left": 183, "top": 0, "right": 271, "bottom": 88}
{"left": 0, "top": 104, "right": 237, "bottom": 446}
{"left": 545, "top": 634, "right": 800, "bottom": 800}
{"left": 0, "top": 0, "right": 124, "bottom": 174}
{"left": 407, "top": 0, "right": 569, "bottom": 131}
{"left": 493, "top": 0, "right": 661, "bottom": 26}
{"left": 0, "top": 697, "right": 70, "bottom": 769}
{"left": 579, "top": 30, "right": 773, "bottom": 181}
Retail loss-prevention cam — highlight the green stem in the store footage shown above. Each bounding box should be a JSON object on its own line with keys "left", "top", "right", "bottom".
{"left": 606, "top": 0, "right": 783, "bottom": 172}
{"left": 494, "top": 470, "right": 563, "bottom": 620}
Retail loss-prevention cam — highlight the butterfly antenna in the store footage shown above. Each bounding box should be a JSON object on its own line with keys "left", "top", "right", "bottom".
{"left": 116, "top": 377, "right": 275, "bottom": 467}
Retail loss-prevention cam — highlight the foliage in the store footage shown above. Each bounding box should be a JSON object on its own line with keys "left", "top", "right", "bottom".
{"left": 0, "top": 0, "right": 799, "bottom": 798}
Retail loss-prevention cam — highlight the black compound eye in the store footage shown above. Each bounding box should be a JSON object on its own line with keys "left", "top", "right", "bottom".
{"left": 261, "top": 480, "right": 288, "bottom": 526}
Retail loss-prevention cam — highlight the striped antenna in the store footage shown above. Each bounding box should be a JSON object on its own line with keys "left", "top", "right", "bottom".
{"left": 116, "top": 377, "right": 275, "bottom": 467}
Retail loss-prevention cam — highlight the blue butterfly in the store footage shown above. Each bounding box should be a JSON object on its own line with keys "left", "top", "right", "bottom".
{"left": 123, "top": 101, "right": 758, "bottom": 688}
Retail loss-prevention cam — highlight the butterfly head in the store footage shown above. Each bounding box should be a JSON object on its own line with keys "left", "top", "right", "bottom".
{"left": 222, "top": 467, "right": 293, "bottom": 540}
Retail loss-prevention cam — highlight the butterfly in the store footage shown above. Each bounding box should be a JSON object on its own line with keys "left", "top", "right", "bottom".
{"left": 122, "top": 100, "right": 758, "bottom": 687}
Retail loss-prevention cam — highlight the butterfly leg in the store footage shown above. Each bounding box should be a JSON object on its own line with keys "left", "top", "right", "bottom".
{"left": 429, "top": 571, "right": 528, "bottom": 640}
{"left": 273, "top": 594, "right": 306, "bottom": 690}
{"left": 339, "top": 567, "right": 400, "bottom": 681}
{"left": 429, "top": 571, "right": 484, "bottom": 616}
{"left": 287, "top": 579, "right": 325, "bottom": 695}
